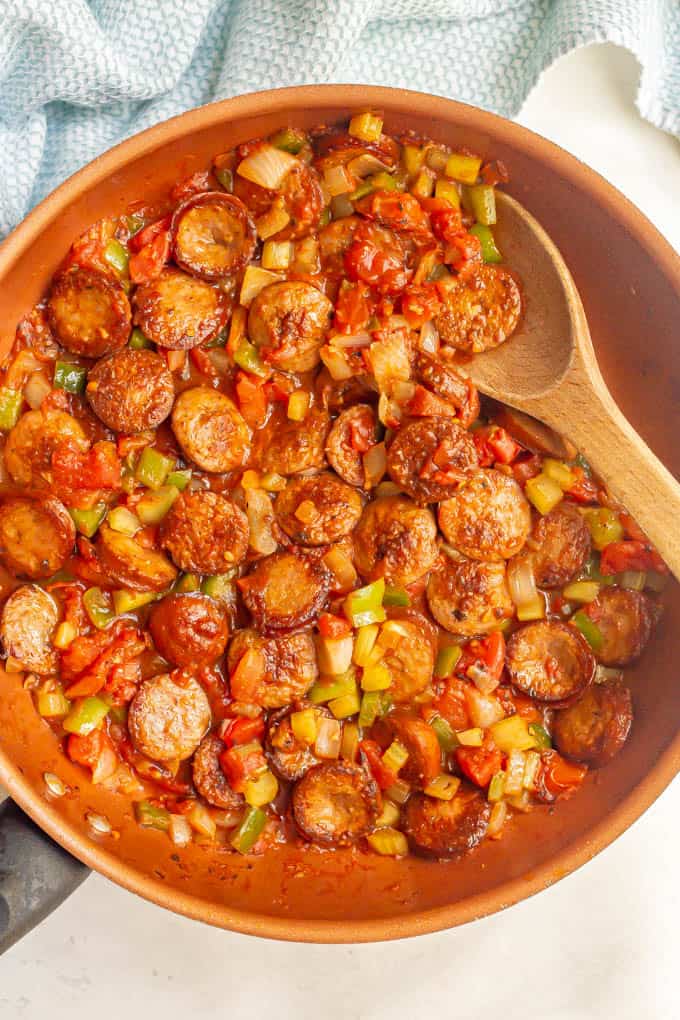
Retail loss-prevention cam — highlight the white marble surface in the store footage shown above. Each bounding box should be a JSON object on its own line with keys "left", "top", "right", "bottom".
{"left": 1, "top": 43, "right": 679, "bottom": 1020}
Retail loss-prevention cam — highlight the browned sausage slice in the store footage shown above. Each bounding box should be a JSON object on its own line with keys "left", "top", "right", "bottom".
{"left": 325, "top": 405, "right": 378, "bottom": 488}
{"left": 387, "top": 417, "right": 478, "bottom": 504}
{"left": 160, "top": 490, "right": 249, "bottom": 573}
{"left": 192, "top": 733, "right": 244, "bottom": 809}
{"left": 227, "top": 629, "right": 318, "bottom": 709}
{"left": 383, "top": 712, "right": 442, "bottom": 787}
{"left": 97, "top": 522, "right": 177, "bottom": 592}
{"left": 86, "top": 349, "right": 175, "bottom": 433}
{"left": 274, "top": 472, "right": 363, "bottom": 546}
{"left": 0, "top": 495, "right": 75, "bottom": 579}
{"left": 248, "top": 281, "right": 333, "bottom": 372}
{"left": 525, "top": 502, "right": 591, "bottom": 588}
{"left": 553, "top": 680, "right": 633, "bottom": 767}
{"left": 402, "top": 785, "right": 490, "bottom": 859}
{"left": 149, "top": 593, "right": 229, "bottom": 668}
{"left": 506, "top": 620, "right": 595, "bottom": 704}
{"left": 588, "top": 587, "right": 657, "bottom": 667}
{"left": 436, "top": 265, "right": 521, "bottom": 354}
{"left": 490, "top": 404, "right": 577, "bottom": 461}
{"left": 132, "top": 268, "right": 229, "bottom": 349}
{"left": 414, "top": 352, "right": 480, "bottom": 428}
{"left": 378, "top": 610, "right": 437, "bottom": 703}
{"left": 292, "top": 761, "right": 380, "bottom": 847}
{"left": 426, "top": 557, "right": 513, "bottom": 636}
{"left": 128, "top": 672, "right": 211, "bottom": 762}
{"left": 171, "top": 386, "right": 250, "bottom": 473}
{"left": 4, "top": 409, "right": 88, "bottom": 490}
{"left": 353, "top": 496, "right": 438, "bottom": 586}
{"left": 266, "top": 704, "right": 331, "bottom": 782}
{"left": 0, "top": 584, "right": 59, "bottom": 675}
{"left": 238, "top": 552, "right": 329, "bottom": 632}
{"left": 438, "top": 469, "right": 531, "bottom": 561}
{"left": 172, "top": 192, "right": 256, "bottom": 281}
{"left": 257, "top": 407, "right": 329, "bottom": 476}
{"left": 47, "top": 266, "right": 131, "bottom": 357}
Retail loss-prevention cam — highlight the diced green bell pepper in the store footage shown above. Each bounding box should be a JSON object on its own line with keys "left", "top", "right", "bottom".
{"left": 69, "top": 504, "right": 107, "bottom": 538}
{"left": 463, "top": 184, "right": 497, "bottom": 225}
{"left": 0, "top": 388, "right": 23, "bottom": 431}
{"left": 572, "top": 610, "right": 604, "bottom": 652}
{"left": 382, "top": 585, "right": 410, "bottom": 608}
{"left": 135, "top": 447, "right": 175, "bottom": 490}
{"left": 344, "top": 579, "right": 386, "bottom": 628}
{"left": 231, "top": 805, "right": 267, "bottom": 853}
{"left": 358, "top": 690, "right": 382, "bottom": 728}
{"left": 201, "top": 573, "right": 236, "bottom": 603}
{"left": 136, "top": 484, "right": 180, "bottom": 525}
{"left": 83, "top": 587, "right": 115, "bottom": 629}
{"left": 53, "top": 361, "right": 87, "bottom": 394}
{"left": 63, "top": 695, "right": 110, "bottom": 735}
{"left": 431, "top": 715, "right": 459, "bottom": 753}
{"left": 129, "top": 327, "right": 152, "bottom": 350}
{"left": 135, "top": 800, "right": 171, "bottom": 831}
{"left": 165, "top": 469, "right": 192, "bottom": 491}
{"left": 308, "top": 669, "right": 357, "bottom": 705}
{"left": 487, "top": 771, "right": 506, "bottom": 802}
{"left": 176, "top": 572, "right": 202, "bottom": 593}
{"left": 103, "top": 238, "right": 129, "bottom": 277}
{"left": 233, "top": 339, "right": 268, "bottom": 377}
{"left": 349, "top": 180, "right": 375, "bottom": 202}
{"left": 112, "top": 589, "right": 158, "bottom": 615}
{"left": 469, "top": 223, "right": 502, "bottom": 264}
{"left": 434, "top": 644, "right": 462, "bottom": 679}
{"left": 528, "top": 722, "right": 552, "bottom": 749}
{"left": 269, "top": 127, "right": 307, "bottom": 154}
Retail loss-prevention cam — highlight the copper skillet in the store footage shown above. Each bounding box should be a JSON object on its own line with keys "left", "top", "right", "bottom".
{"left": 0, "top": 85, "right": 679, "bottom": 948}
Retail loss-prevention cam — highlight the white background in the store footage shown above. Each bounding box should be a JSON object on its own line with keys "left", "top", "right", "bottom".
{"left": 1, "top": 43, "right": 679, "bottom": 1020}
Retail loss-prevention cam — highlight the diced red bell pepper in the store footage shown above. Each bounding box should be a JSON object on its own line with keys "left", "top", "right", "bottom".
{"left": 64, "top": 626, "right": 145, "bottom": 701}
{"left": 599, "top": 540, "right": 668, "bottom": 576}
{"left": 52, "top": 440, "right": 122, "bottom": 500}
{"left": 400, "top": 284, "right": 441, "bottom": 328}
{"left": 406, "top": 385, "right": 456, "bottom": 419}
{"left": 318, "top": 612, "right": 352, "bottom": 639}
{"left": 128, "top": 215, "right": 171, "bottom": 253}
{"left": 344, "top": 223, "right": 412, "bottom": 295}
{"left": 229, "top": 646, "right": 267, "bottom": 702}
{"left": 480, "top": 160, "right": 509, "bottom": 186}
{"left": 360, "top": 738, "right": 398, "bottom": 790}
{"left": 429, "top": 207, "right": 464, "bottom": 245}
{"left": 219, "top": 743, "right": 267, "bottom": 793}
{"left": 220, "top": 716, "right": 265, "bottom": 748}
{"left": 456, "top": 631, "right": 506, "bottom": 691}
{"left": 189, "top": 347, "right": 219, "bottom": 378}
{"left": 355, "top": 190, "right": 432, "bottom": 236}
{"left": 129, "top": 229, "right": 171, "bottom": 285}
{"left": 235, "top": 371, "right": 268, "bottom": 428}
{"left": 455, "top": 737, "right": 503, "bottom": 788}
{"left": 473, "top": 426, "right": 522, "bottom": 466}
{"left": 566, "top": 466, "right": 599, "bottom": 504}
{"left": 536, "top": 750, "right": 587, "bottom": 802}
{"left": 432, "top": 678, "right": 470, "bottom": 731}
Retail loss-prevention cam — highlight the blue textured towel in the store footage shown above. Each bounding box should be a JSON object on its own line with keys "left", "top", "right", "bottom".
{"left": 0, "top": 0, "right": 678, "bottom": 238}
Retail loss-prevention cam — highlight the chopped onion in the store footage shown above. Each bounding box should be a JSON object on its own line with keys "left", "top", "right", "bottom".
{"left": 6, "top": 349, "right": 41, "bottom": 389}
{"left": 323, "top": 164, "right": 355, "bottom": 198}
{"left": 487, "top": 800, "right": 508, "bottom": 838}
{"left": 503, "top": 750, "right": 526, "bottom": 797}
{"left": 291, "top": 236, "right": 319, "bottom": 275}
{"left": 363, "top": 441, "right": 386, "bottom": 488}
{"left": 316, "top": 633, "right": 354, "bottom": 675}
{"left": 314, "top": 717, "right": 342, "bottom": 759}
{"left": 367, "top": 333, "right": 411, "bottom": 391}
{"left": 595, "top": 665, "right": 624, "bottom": 684}
{"left": 239, "top": 265, "right": 281, "bottom": 306}
{"left": 466, "top": 687, "right": 505, "bottom": 728}
{"left": 24, "top": 371, "right": 52, "bottom": 409}
{"left": 385, "top": 315, "right": 410, "bottom": 331}
{"left": 419, "top": 319, "right": 440, "bottom": 354}
{"left": 330, "top": 193, "right": 354, "bottom": 219}
{"left": 320, "top": 345, "right": 353, "bottom": 381}
{"left": 375, "top": 481, "right": 402, "bottom": 499}
{"left": 347, "top": 153, "right": 389, "bottom": 178}
{"left": 86, "top": 812, "right": 112, "bottom": 835}
{"left": 522, "top": 750, "right": 541, "bottom": 791}
{"left": 378, "top": 392, "right": 402, "bottom": 428}
{"left": 391, "top": 380, "right": 416, "bottom": 404}
{"left": 237, "top": 144, "right": 297, "bottom": 190}
{"left": 169, "top": 814, "right": 192, "bottom": 847}
{"left": 43, "top": 772, "right": 67, "bottom": 798}
{"left": 329, "top": 332, "right": 372, "bottom": 349}
{"left": 507, "top": 555, "right": 545, "bottom": 621}
{"left": 187, "top": 802, "right": 217, "bottom": 839}
{"left": 255, "top": 198, "right": 291, "bottom": 240}
{"left": 322, "top": 546, "right": 358, "bottom": 593}
{"left": 207, "top": 348, "right": 231, "bottom": 375}
{"left": 245, "top": 488, "right": 277, "bottom": 555}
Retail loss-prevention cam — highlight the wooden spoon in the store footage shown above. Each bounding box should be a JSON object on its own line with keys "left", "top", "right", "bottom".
{"left": 466, "top": 191, "right": 680, "bottom": 578}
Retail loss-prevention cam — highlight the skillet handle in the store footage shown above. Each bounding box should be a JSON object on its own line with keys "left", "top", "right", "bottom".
{"left": 0, "top": 799, "right": 89, "bottom": 953}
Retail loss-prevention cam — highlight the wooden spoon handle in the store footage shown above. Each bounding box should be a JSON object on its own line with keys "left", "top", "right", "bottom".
{"left": 525, "top": 376, "right": 680, "bottom": 579}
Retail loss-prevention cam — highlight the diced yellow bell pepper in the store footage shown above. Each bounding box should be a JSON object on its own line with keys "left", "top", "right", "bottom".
{"left": 525, "top": 472, "right": 564, "bottom": 515}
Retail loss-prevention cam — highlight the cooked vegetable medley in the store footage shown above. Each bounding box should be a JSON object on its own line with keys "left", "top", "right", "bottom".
{"left": 1, "top": 113, "right": 669, "bottom": 860}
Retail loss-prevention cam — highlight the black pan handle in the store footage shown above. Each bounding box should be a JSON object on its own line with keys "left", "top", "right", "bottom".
{"left": 0, "top": 799, "right": 89, "bottom": 953}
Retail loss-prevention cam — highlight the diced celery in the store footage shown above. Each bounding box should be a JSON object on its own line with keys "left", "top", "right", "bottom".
{"left": 366, "top": 827, "right": 408, "bottom": 856}
{"left": 173, "top": 572, "right": 200, "bottom": 594}
{"left": 434, "top": 178, "right": 460, "bottom": 208}
{"left": 329, "top": 687, "right": 361, "bottom": 720}
{"left": 463, "top": 183, "right": 496, "bottom": 225}
{"left": 528, "top": 722, "right": 552, "bottom": 750}
{"left": 572, "top": 611, "right": 604, "bottom": 652}
{"left": 136, "top": 484, "right": 180, "bottom": 525}
{"left": 103, "top": 238, "right": 129, "bottom": 276}
{"left": 411, "top": 168, "right": 435, "bottom": 198}
{"left": 562, "top": 580, "right": 600, "bottom": 603}
{"left": 353, "top": 624, "right": 380, "bottom": 666}
{"left": 348, "top": 112, "right": 383, "bottom": 142}
{"left": 423, "top": 774, "right": 460, "bottom": 801}
{"left": 382, "top": 740, "right": 409, "bottom": 774}
{"left": 54, "top": 361, "right": 87, "bottom": 394}
{"left": 349, "top": 179, "right": 375, "bottom": 202}
{"left": 165, "top": 469, "right": 192, "bottom": 491}
{"left": 489, "top": 714, "right": 536, "bottom": 753}
{"left": 431, "top": 716, "right": 459, "bottom": 753}
{"left": 201, "top": 573, "right": 236, "bottom": 603}
{"left": 341, "top": 720, "right": 360, "bottom": 761}
{"left": 358, "top": 690, "right": 382, "bottom": 728}
{"left": 525, "top": 473, "right": 564, "bottom": 515}
{"left": 37, "top": 688, "right": 71, "bottom": 718}
{"left": 112, "top": 589, "right": 158, "bottom": 615}
{"left": 107, "top": 506, "right": 142, "bottom": 536}
{"left": 308, "top": 670, "right": 357, "bottom": 705}
{"left": 83, "top": 587, "right": 115, "bottom": 629}
{"left": 445, "top": 152, "right": 482, "bottom": 184}
{"left": 402, "top": 144, "right": 425, "bottom": 176}
{"left": 244, "top": 769, "right": 278, "bottom": 808}
{"left": 382, "top": 586, "right": 410, "bottom": 608}
{"left": 469, "top": 223, "right": 502, "bottom": 264}
{"left": 0, "top": 388, "right": 23, "bottom": 430}
{"left": 135, "top": 447, "right": 175, "bottom": 490}
{"left": 233, "top": 339, "right": 269, "bottom": 377}
{"left": 63, "top": 696, "right": 110, "bottom": 735}
{"left": 269, "top": 127, "right": 307, "bottom": 154}
{"left": 375, "top": 799, "right": 401, "bottom": 828}
{"left": 135, "top": 800, "right": 171, "bottom": 831}
{"left": 617, "top": 570, "right": 646, "bottom": 591}
{"left": 487, "top": 771, "right": 506, "bottom": 802}
{"left": 434, "top": 644, "right": 462, "bottom": 679}
{"left": 231, "top": 806, "right": 267, "bottom": 853}
{"left": 425, "top": 146, "right": 449, "bottom": 172}
{"left": 581, "top": 508, "right": 624, "bottom": 551}
{"left": 69, "top": 504, "right": 107, "bottom": 538}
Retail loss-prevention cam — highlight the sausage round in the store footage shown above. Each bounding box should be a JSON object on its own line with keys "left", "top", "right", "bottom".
{"left": 47, "top": 266, "right": 131, "bottom": 357}
{"left": 4, "top": 408, "right": 88, "bottom": 490}
{"left": 227, "top": 628, "right": 318, "bottom": 708}
{"left": 248, "top": 281, "right": 333, "bottom": 372}
{"left": 402, "top": 785, "right": 490, "bottom": 859}
{"left": 128, "top": 671, "right": 211, "bottom": 762}
{"left": 86, "top": 349, "right": 175, "bottom": 433}
{"left": 0, "top": 584, "right": 59, "bottom": 675}
{"left": 0, "top": 495, "right": 75, "bottom": 580}
{"left": 526, "top": 502, "right": 591, "bottom": 588}
{"left": 257, "top": 407, "right": 330, "bottom": 476}
{"left": 160, "top": 490, "right": 249, "bottom": 573}
{"left": 292, "top": 761, "right": 380, "bottom": 847}
{"left": 378, "top": 611, "right": 437, "bottom": 703}
{"left": 149, "top": 593, "right": 229, "bottom": 667}
{"left": 132, "top": 268, "right": 229, "bottom": 350}
{"left": 587, "top": 587, "right": 656, "bottom": 667}
{"left": 97, "top": 522, "right": 178, "bottom": 592}
{"left": 353, "top": 496, "right": 438, "bottom": 587}
{"left": 436, "top": 265, "right": 521, "bottom": 354}
{"left": 192, "top": 733, "right": 244, "bottom": 810}
{"left": 171, "top": 386, "right": 250, "bottom": 473}
{"left": 438, "top": 469, "right": 531, "bottom": 561}
{"left": 172, "top": 192, "right": 256, "bottom": 281}
{"left": 553, "top": 680, "right": 633, "bottom": 767}
{"left": 414, "top": 352, "right": 480, "bottom": 429}
{"left": 274, "top": 472, "right": 363, "bottom": 546}
{"left": 238, "top": 552, "right": 329, "bottom": 632}
{"left": 387, "top": 417, "right": 479, "bottom": 504}
{"left": 325, "top": 405, "right": 378, "bottom": 488}
{"left": 506, "top": 620, "right": 596, "bottom": 704}
{"left": 426, "top": 556, "right": 513, "bottom": 636}
{"left": 383, "top": 712, "right": 442, "bottom": 788}
{"left": 266, "top": 704, "right": 331, "bottom": 782}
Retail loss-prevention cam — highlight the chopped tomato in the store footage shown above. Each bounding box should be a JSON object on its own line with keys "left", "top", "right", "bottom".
{"left": 344, "top": 222, "right": 412, "bottom": 295}
{"left": 474, "top": 426, "right": 522, "bottom": 466}
{"left": 318, "top": 612, "right": 352, "bottom": 639}
{"left": 355, "top": 190, "right": 432, "bottom": 236}
{"left": 429, "top": 206, "right": 464, "bottom": 245}
{"left": 455, "top": 737, "right": 503, "bottom": 788}
{"left": 64, "top": 625, "right": 146, "bottom": 701}
{"left": 67, "top": 729, "right": 118, "bottom": 783}
{"left": 65, "top": 217, "right": 120, "bottom": 275}
{"left": 170, "top": 170, "right": 212, "bottom": 204}
{"left": 219, "top": 743, "right": 267, "bottom": 793}
{"left": 497, "top": 687, "right": 542, "bottom": 723}
{"left": 566, "top": 466, "right": 599, "bottom": 504}
{"left": 128, "top": 215, "right": 172, "bottom": 253}
{"left": 235, "top": 371, "right": 268, "bottom": 428}
{"left": 432, "top": 678, "right": 470, "bottom": 731}
{"left": 129, "top": 229, "right": 170, "bottom": 285}
{"left": 456, "top": 631, "right": 506, "bottom": 691}
{"left": 512, "top": 453, "right": 543, "bottom": 484}
{"left": 229, "top": 646, "right": 267, "bottom": 702}
{"left": 480, "top": 160, "right": 509, "bottom": 186}
{"left": 189, "top": 347, "right": 219, "bottom": 378}
{"left": 116, "top": 431, "right": 154, "bottom": 458}
{"left": 444, "top": 232, "right": 483, "bottom": 273}
{"left": 220, "top": 716, "right": 265, "bottom": 748}
{"left": 406, "top": 385, "right": 456, "bottom": 418}
{"left": 599, "top": 540, "right": 668, "bottom": 576}
{"left": 360, "top": 738, "right": 398, "bottom": 790}
{"left": 334, "top": 281, "right": 372, "bottom": 334}
{"left": 400, "top": 284, "right": 441, "bottom": 328}
{"left": 52, "top": 440, "right": 122, "bottom": 501}
{"left": 265, "top": 372, "right": 296, "bottom": 403}
{"left": 537, "top": 750, "right": 587, "bottom": 802}
{"left": 348, "top": 418, "right": 374, "bottom": 453}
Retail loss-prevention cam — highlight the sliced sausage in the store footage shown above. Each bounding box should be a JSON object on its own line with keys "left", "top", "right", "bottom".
{"left": 403, "top": 785, "right": 490, "bottom": 859}
{"left": 378, "top": 610, "right": 436, "bottom": 703}
{"left": 132, "top": 268, "right": 229, "bottom": 350}
{"left": 97, "top": 522, "right": 177, "bottom": 592}
{"left": 128, "top": 671, "right": 211, "bottom": 762}
{"left": 553, "top": 680, "right": 633, "bottom": 767}
{"left": 238, "top": 552, "right": 329, "bottom": 632}
{"left": 1, "top": 584, "right": 59, "bottom": 675}
{"left": 149, "top": 593, "right": 229, "bottom": 668}
{"left": 266, "top": 704, "right": 331, "bottom": 782}
{"left": 525, "top": 502, "right": 591, "bottom": 588}
{"left": 318, "top": 215, "right": 361, "bottom": 266}
{"left": 315, "top": 368, "right": 377, "bottom": 413}
{"left": 325, "top": 405, "right": 378, "bottom": 488}
{"left": 192, "top": 733, "right": 244, "bottom": 810}
{"left": 47, "top": 266, "right": 131, "bottom": 357}
{"left": 353, "top": 496, "right": 438, "bottom": 587}
{"left": 4, "top": 408, "right": 88, "bottom": 490}
{"left": 248, "top": 281, "right": 333, "bottom": 372}
{"left": 587, "top": 587, "right": 657, "bottom": 667}
{"left": 506, "top": 620, "right": 596, "bottom": 705}
{"left": 490, "top": 404, "right": 577, "bottom": 461}
{"left": 257, "top": 407, "right": 329, "bottom": 476}
{"left": 275, "top": 162, "right": 325, "bottom": 240}
{"left": 313, "top": 130, "right": 399, "bottom": 170}
{"left": 86, "top": 349, "right": 175, "bottom": 433}
{"left": 436, "top": 265, "right": 521, "bottom": 354}
{"left": 172, "top": 192, "right": 256, "bottom": 281}
{"left": 383, "top": 712, "right": 441, "bottom": 788}
{"left": 414, "top": 352, "right": 480, "bottom": 429}
{"left": 274, "top": 472, "right": 363, "bottom": 546}
{"left": 292, "top": 761, "right": 380, "bottom": 847}
{"left": 160, "top": 490, "right": 249, "bottom": 573}
{"left": 426, "top": 556, "right": 513, "bottom": 636}
{"left": 438, "top": 469, "right": 531, "bottom": 561}
{"left": 227, "top": 628, "right": 318, "bottom": 708}
{"left": 0, "top": 495, "right": 75, "bottom": 579}
{"left": 387, "top": 417, "right": 478, "bottom": 504}
{"left": 171, "top": 386, "right": 250, "bottom": 473}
